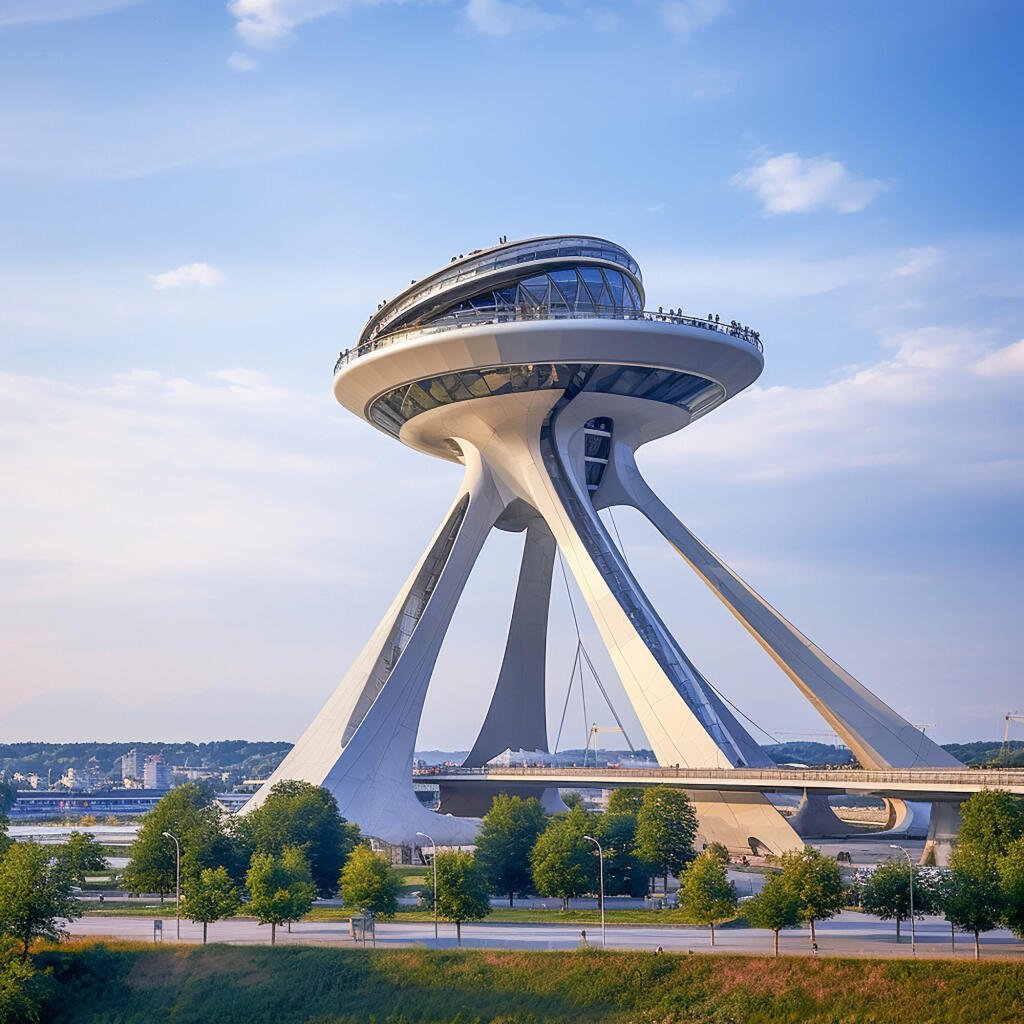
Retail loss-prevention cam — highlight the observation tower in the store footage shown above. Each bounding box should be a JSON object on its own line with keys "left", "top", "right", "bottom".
{"left": 247, "top": 235, "right": 959, "bottom": 852}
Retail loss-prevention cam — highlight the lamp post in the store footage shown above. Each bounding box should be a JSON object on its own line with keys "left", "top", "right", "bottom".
{"left": 416, "top": 831, "right": 438, "bottom": 941}
{"left": 162, "top": 831, "right": 181, "bottom": 940}
{"left": 583, "top": 835, "right": 605, "bottom": 946}
{"left": 889, "top": 844, "right": 915, "bottom": 956}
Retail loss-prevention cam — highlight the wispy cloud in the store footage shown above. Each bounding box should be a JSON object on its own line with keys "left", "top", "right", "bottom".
{"left": 227, "top": 49, "right": 259, "bottom": 71}
{"left": 0, "top": 0, "right": 142, "bottom": 28}
{"left": 732, "top": 151, "right": 889, "bottom": 215}
{"left": 463, "top": 0, "right": 566, "bottom": 37}
{"left": 148, "top": 263, "right": 226, "bottom": 290}
{"left": 660, "top": 0, "right": 729, "bottom": 38}
{"left": 229, "top": 0, "right": 348, "bottom": 48}
{"left": 974, "top": 338, "right": 1024, "bottom": 378}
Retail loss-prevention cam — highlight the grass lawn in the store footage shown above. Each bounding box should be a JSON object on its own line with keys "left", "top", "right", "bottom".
{"left": 34, "top": 941, "right": 1024, "bottom": 1024}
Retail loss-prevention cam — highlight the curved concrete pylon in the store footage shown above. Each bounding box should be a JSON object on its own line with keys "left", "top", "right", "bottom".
{"left": 244, "top": 451, "right": 507, "bottom": 845}
{"left": 605, "top": 449, "right": 962, "bottom": 771}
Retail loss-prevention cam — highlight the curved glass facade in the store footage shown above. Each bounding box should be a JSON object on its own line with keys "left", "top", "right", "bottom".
{"left": 362, "top": 235, "right": 642, "bottom": 345}
{"left": 438, "top": 267, "right": 641, "bottom": 323}
{"left": 368, "top": 362, "right": 724, "bottom": 439}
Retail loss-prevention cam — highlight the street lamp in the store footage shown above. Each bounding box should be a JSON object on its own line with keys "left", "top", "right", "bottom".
{"left": 415, "top": 831, "right": 438, "bottom": 941}
{"left": 583, "top": 835, "right": 605, "bottom": 946}
{"left": 162, "top": 831, "right": 181, "bottom": 940}
{"left": 889, "top": 844, "right": 915, "bottom": 956}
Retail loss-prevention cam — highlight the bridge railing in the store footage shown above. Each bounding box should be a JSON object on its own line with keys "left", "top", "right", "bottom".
{"left": 414, "top": 765, "right": 1024, "bottom": 787}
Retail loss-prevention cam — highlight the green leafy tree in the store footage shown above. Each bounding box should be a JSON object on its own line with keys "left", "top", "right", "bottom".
{"left": 957, "top": 789, "right": 1024, "bottom": 871}
{"left": 744, "top": 873, "right": 801, "bottom": 956}
{"left": 999, "top": 836, "right": 1024, "bottom": 939}
{"left": 606, "top": 789, "right": 644, "bottom": 815}
{"left": 0, "top": 939, "right": 47, "bottom": 1024}
{"left": 633, "top": 786, "right": 698, "bottom": 891}
{"left": 234, "top": 780, "right": 360, "bottom": 898}
{"left": 245, "top": 847, "right": 316, "bottom": 945}
{"left": 475, "top": 795, "right": 546, "bottom": 906}
{"left": 777, "top": 847, "right": 847, "bottom": 948}
{"left": 860, "top": 858, "right": 929, "bottom": 943}
{"left": 435, "top": 851, "right": 491, "bottom": 945}
{"left": 339, "top": 845, "right": 400, "bottom": 921}
{"left": 676, "top": 850, "right": 737, "bottom": 945}
{"left": 593, "top": 812, "right": 653, "bottom": 898}
{"left": 124, "top": 783, "right": 235, "bottom": 897}
{"left": 530, "top": 807, "right": 597, "bottom": 910}
{"left": 181, "top": 865, "right": 240, "bottom": 943}
{"left": 0, "top": 842, "right": 79, "bottom": 958}
{"left": 57, "top": 831, "right": 107, "bottom": 885}
{"left": 943, "top": 848, "right": 1003, "bottom": 960}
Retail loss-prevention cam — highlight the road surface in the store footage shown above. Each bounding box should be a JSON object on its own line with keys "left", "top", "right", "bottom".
{"left": 66, "top": 912, "right": 1024, "bottom": 959}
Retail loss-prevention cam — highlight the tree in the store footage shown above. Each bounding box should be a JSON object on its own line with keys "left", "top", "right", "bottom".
{"left": 943, "top": 849, "right": 1003, "bottom": 960}
{"left": 234, "top": 780, "right": 360, "bottom": 898}
{"left": 245, "top": 847, "right": 316, "bottom": 945}
{"left": 607, "top": 789, "right": 644, "bottom": 815}
{"left": 0, "top": 939, "right": 46, "bottom": 1024}
{"left": 860, "top": 858, "right": 929, "bottom": 943}
{"left": 594, "top": 812, "right": 654, "bottom": 898}
{"left": 435, "top": 851, "right": 491, "bottom": 945}
{"left": 777, "top": 847, "right": 846, "bottom": 948}
{"left": 530, "top": 807, "right": 597, "bottom": 910}
{"left": 0, "top": 842, "right": 79, "bottom": 958}
{"left": 57, "top": 831, "right": 107, "bottom": 886}
{"left": 676, "top": 850, "right": 737, "bottom": 945}
{"left": 999, "top": 836, "right": 1024, "bottom": 939}
{"left": 339, "top": 845, "right": 400, "bottom": 924}
{"left": 633, "top": 787, "right": 698, "bottom": 891}
{"left": 744, "top": 873, "right": 801, "bottom": 956}
{"left": 957, "top": 789, "right": 1024, "bottom": 871}
{"left": 124, "top": 783, "right": 235, "bottom": 897}
{"left": 181, "top": 866, "right": 240, "bottom": 944}
{"left": 475, "top": 795, "right": 546, "bottom": 907}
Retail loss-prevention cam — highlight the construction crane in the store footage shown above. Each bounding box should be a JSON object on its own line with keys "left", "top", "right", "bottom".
{"left": 1001, "top": 711, "right": 1024, "bottom": 761}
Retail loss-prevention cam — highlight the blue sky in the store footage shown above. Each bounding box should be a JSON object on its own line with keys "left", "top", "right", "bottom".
{"left": 1, "top": 0, "right": 1022, "bottom": 749}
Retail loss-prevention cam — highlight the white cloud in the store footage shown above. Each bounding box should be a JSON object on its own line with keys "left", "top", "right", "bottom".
{"left": 893, "top": 246, "right": 944, "bottom": 278}
{"left": 660, "top": 0, "right": 728, "bottom": 38}
{"left": 974, "top": 338, "right": 1024, "bottom": 378}
{"left": 0, "top": 0, "right": 141, "bottom": 28}
{"left": 464, "top": 0, "right": 566, "bottom": 36}
{"left": 148, "top": 263, "right": 226, "bottom": 290}
{"left": 731, "top": 151, "right": 889, "bottom": 215}
{"left": 227, "top": 49, "right": 259, "bottom": 71}
{"left": 229, "top": 0, "right": 348, "bottom": 48}
{"left": 649, "top": 326, "right": 1024, "bottom": 485}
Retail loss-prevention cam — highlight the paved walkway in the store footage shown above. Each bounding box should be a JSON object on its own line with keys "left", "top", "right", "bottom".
{"left": 67, "top": 912, "right": 1024, "bottom": 960}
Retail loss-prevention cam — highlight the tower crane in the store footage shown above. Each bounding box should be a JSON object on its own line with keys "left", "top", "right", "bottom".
{"left": 1001, "top": 711, "right": 1024, "bottom": 760}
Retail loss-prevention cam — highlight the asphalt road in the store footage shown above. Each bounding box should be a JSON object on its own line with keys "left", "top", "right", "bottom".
{"left": 66, "top": 912, "right": 1024, "bottom": 959}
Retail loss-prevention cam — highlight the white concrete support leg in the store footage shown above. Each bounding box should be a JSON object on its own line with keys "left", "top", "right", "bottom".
{"left": 606, "top": 450, "right": 961, "bottom": 771}
{"left": 464, "top": 517, "right": 556, "bottom": 765}
{"left": 244, "top": 452, "right": 506, "bottom": 845}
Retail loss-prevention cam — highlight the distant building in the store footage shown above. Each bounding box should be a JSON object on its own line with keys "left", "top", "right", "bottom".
{"left": 143, "top": 755, "right": 173, "bottom": 790}
{"left": 120, "top": 749, "right": 140, "bottom": 781}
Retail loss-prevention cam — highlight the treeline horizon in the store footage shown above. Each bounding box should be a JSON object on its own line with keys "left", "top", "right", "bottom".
{"left": 1, "top": 738, "right": 1022, "bottom": 782}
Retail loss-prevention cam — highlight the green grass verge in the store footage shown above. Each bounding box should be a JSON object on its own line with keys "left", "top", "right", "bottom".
{"left": 35, "top": 941, "right": 1024, "bottom": 1024}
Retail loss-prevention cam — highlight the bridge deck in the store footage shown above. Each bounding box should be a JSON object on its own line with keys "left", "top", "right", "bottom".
{"left": 416, "top": 766, "right": 1024, "bottom": 801}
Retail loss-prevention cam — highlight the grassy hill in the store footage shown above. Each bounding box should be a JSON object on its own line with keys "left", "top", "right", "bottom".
{"left": 35, "top": 942, "right": 1024, "bottom": 1024}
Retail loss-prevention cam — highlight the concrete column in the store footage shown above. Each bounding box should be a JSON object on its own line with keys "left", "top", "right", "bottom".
{"left": 606, "top": 449, "right": 962, "bottom": 771}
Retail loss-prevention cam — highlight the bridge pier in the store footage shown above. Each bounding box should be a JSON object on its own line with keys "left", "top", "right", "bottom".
{"left": 921, "top": 801, "right": 962, "bottom": 866}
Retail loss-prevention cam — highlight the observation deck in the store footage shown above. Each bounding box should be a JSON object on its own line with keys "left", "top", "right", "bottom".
{"left": 333, "top": 235, "right": 765, "bottom": 461}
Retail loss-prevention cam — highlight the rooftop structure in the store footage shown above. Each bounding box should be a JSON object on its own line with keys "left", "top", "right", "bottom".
{"left": 247, "top": 235, "right": 961, "bottom": 858}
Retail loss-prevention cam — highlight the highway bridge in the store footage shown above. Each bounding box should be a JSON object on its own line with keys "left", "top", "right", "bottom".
{"left": 415, "top": 765, "right": 1024, "bottom": 803}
